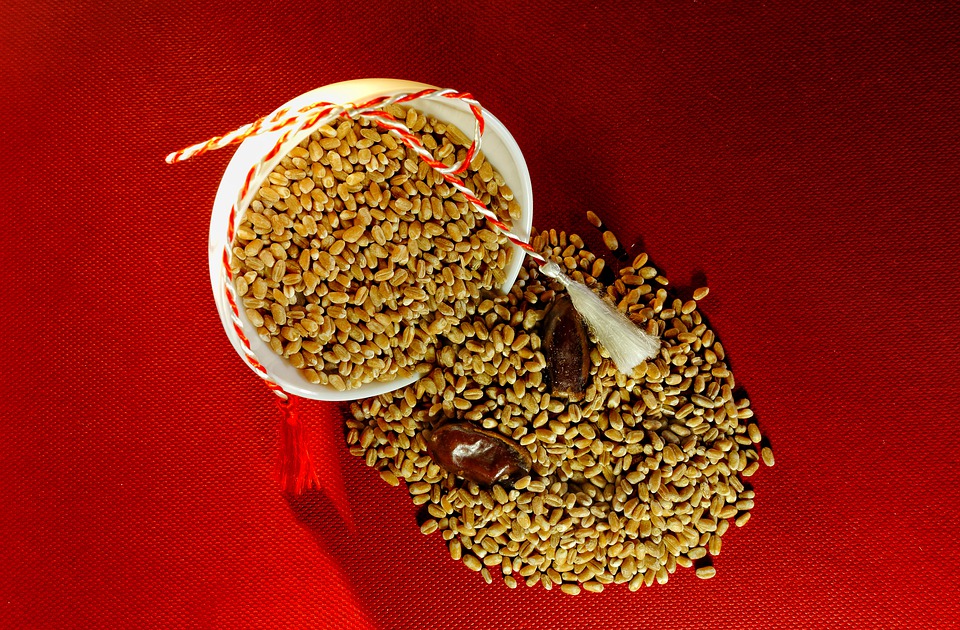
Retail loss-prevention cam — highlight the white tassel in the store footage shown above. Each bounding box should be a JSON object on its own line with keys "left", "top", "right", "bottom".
{"left": 540, "top": 261, "right": 660, "bottom": 374}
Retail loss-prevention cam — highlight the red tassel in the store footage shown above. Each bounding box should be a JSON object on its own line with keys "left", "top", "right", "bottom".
{"left": 276, "top": 395, "right": 320, "bottom": 494}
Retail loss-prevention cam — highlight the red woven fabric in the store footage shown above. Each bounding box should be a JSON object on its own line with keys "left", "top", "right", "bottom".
{"left": 2, "top": 1, "right": 959, "bottom": 628}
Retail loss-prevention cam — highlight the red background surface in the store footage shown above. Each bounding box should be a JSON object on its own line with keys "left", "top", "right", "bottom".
{"left": 2, "top": 1, "right": 959, "bottom": 628}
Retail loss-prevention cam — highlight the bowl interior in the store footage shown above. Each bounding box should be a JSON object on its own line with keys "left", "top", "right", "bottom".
{"left": 209, "top": 79, "right": 533, "bottom": 401}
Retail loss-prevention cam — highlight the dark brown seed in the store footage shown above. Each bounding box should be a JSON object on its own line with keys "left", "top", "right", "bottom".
{"left": 543, "top": 295, "right": 590, "bottom": 400}
{"left": 542, "top": 295, "right": 590, "bottom": 400}
{"left": 426, "top": 422, "right": 532, "bottom": 486}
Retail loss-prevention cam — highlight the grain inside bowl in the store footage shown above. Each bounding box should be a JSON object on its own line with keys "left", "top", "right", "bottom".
{"left": 348, "top": 226, "right": 773, "bottom": 591}
{"left": 229, "top": 105, "right": 521, "bottom": 391}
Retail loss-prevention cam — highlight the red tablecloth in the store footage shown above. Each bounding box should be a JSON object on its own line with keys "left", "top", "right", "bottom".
{"left": 2, "top": 1, "right": 959, "bottom": 628}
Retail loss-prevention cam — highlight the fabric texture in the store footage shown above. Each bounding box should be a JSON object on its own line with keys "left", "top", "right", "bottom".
{"left": 2, "top": 1, "right": 959, "bottom": 628}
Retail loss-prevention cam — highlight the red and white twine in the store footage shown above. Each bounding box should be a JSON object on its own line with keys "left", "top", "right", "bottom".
{"left": 168, "top": 88, "right": 544, "bottom": 396}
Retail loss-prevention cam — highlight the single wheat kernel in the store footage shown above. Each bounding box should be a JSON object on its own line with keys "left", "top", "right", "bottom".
{"left": 761, "top": 447, "right": 775, "bottom": 467}
{"left": 463, "top": 555, "right": 482, "bottom": 572}
{"left": 408, "top": 481, "right": 431, "bottom": 495}
{"left": 379, "top": 469, "right": 400, "bottom": 486}
{"left": 602, "top": 231, "right": 619, "bottom": 252}
{"left": 696, "top": 566, "right": 716, "bottom": 579}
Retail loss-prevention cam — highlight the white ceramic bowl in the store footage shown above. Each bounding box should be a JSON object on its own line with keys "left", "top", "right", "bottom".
{"left": 209, "top": 79, "right": 533, "bottom": 401}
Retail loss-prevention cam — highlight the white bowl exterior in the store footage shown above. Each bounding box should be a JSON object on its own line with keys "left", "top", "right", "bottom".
{"left": 209, "top": 79, "right": 533, "bottom": 401}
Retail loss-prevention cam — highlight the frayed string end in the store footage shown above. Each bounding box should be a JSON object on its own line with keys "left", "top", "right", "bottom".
{"left": 276, "top": 395, "right": 320, "bottom": 494}
{"left": 540, "top": 261, "right": 660, "bottom": 374}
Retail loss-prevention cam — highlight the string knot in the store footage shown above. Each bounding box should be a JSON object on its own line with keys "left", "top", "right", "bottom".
{"left": 539, "top": 260, "right": 570, "bottom": 286}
